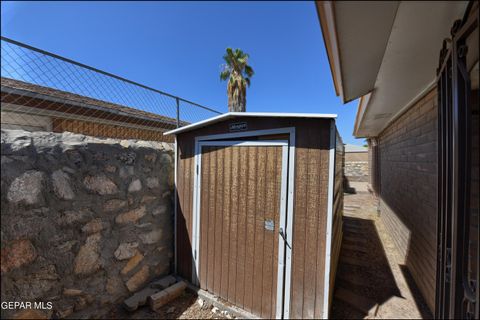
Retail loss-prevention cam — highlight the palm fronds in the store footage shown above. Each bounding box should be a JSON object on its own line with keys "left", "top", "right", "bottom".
{"left": 220, "top": 48, "right": 254, "bottom": 112}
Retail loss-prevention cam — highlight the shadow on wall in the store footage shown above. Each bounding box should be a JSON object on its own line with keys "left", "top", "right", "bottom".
{"left": 399, "top": 265, "right": 434, "bottom": 319}
{"left": 379, "top": 184, "right": 437, "bottom": 314}
{"left": 331, "top": 215, "right": 401, "bottom": 318}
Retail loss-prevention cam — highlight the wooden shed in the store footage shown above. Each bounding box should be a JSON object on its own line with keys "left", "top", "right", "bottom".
{"left": 164, "top": 112, "right": 344, "bottom": 319}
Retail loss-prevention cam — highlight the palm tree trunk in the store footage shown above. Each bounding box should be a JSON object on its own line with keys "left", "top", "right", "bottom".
{"left": 227, "top": 79, "right": 247, "bottom": 112}
{"left": 228, "top": 96, "right": 234, "bottom": 112}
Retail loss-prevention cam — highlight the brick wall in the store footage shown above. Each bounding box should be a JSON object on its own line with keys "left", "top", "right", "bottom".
{"left": 368, "top": 139, "right": 380, "bottom": 195}
{"left": 52, "top": 118, "right": 173, "bottom": 143}
{"left": 377, "top": 88, "right": 437, "bottom": 311}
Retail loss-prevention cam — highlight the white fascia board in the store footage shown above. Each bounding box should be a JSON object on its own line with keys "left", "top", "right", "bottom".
{"left": 164, "top": 112, "right": 337, "bottom": 136}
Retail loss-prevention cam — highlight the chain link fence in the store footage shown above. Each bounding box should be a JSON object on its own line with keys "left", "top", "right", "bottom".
{"left": 1, "top": 37, "right": 222, "bottom": 142}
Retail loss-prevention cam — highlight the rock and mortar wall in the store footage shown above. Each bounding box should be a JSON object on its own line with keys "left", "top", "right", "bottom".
{"left": 344, "top": 151, "right": 369, "bottom": 183}
{"left": 344, "top": 161, "right": 369, "bottom": 182}
{"left": 0, "top": 130, "right": 174, "bottom": 319}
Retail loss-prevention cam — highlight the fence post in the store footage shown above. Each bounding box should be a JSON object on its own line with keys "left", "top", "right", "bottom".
{"left": 176, "top": 97, "right": 180, "bottom": 128}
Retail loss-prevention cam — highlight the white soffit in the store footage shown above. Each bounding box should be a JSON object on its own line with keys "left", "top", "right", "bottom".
{"left": 334, "top": 1, "right": 400, "bottom": 102}
{"left": 356, "top": 1, "right": 468, "bottom": 137}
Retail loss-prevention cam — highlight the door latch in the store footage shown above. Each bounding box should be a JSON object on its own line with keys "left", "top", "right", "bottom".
{"left": 279, "top": 227, "right": 291, "bottom": 249}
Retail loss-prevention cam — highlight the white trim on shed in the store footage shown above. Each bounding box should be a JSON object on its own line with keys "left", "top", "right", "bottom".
{"left": 164, "top": 112, "right": 337, "bottom": 136}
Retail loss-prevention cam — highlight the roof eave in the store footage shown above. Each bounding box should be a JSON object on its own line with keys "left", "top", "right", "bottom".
{"left": 316, "top": 1, "right": 346, "bottom": 103}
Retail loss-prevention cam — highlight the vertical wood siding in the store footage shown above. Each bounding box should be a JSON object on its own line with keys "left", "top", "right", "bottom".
{"left": 328, "top": 130, "right": 344, "bottom": 312}
{"left": 290, "top": 122, "right": 331, "bottom": 319}
{"left": 175, "top": 117, "right": 333, "bottom": 319}
{"left": 197, "top": 145, "right": 282, "bottom": 319}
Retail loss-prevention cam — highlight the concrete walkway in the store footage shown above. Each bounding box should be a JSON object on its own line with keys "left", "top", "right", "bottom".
{"left": 331, "top": 182, "right": 432, "bottom": 319}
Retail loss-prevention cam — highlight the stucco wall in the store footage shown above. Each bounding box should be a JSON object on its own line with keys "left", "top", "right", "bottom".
{"left": 0, "top": 130, "right": 174, "bottom": 319}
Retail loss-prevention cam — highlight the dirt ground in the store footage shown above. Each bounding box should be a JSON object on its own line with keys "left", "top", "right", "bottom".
{"left": 331, "top": 182, "right": 433, "bottom": 319}
{"left": 109, "top": 181, "right": 432, "bottom": 320}
{"left": 107, "top": 292, "right": 228, "bottom": 319}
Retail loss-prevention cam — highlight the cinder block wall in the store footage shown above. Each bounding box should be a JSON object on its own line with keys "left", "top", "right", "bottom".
{"left": 0, "top": 130, "right": 174, "bottom": 319}
{"left": 376, "top": 89, "right": 437, "bottom": 311}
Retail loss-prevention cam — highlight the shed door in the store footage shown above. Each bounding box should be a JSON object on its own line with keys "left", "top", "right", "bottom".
{"left": 193, "top": 140, "right": 289, "bottom": 319}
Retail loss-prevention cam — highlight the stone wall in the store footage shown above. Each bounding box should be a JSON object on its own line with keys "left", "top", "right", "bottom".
{"left": 0, "top": 130, "right": 174, "bottom": 319}
{"left": 344, "top": 152, "right": 369, "bottom": 182}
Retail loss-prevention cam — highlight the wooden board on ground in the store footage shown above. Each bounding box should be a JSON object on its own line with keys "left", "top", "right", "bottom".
{"left": 149, "top": 281, "right": 188, "bottom": 311}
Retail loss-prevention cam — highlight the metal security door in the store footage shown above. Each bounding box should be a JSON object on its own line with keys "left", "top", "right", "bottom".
{"left": 436, "top": 3, "right": 478, "bottom": 318}
{"left": 193, "top": 140, "right": 289, "bottom": 319}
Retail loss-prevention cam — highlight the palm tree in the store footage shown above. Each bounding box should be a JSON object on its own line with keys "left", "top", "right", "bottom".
{"left": 220, "top": 48, "right": 254, "bottom": 112}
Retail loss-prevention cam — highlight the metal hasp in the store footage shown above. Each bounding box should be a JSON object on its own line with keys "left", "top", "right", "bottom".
{"left": 435, "top": 2, "right": 479, "bottom": 319}
{"left": 279, "top": 227, "right": 291, "bottom": 249}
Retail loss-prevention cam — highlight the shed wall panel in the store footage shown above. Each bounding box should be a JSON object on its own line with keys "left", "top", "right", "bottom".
{"left": 198, "top": 145, "right": 282, "bottom": 319}
{"left": 175, "top": 117, "right": 334, "bottom": 318}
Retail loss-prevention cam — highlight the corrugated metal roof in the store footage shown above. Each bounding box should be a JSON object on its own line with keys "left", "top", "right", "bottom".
{"left": 164, "top": 112, "right": 337, "bottom": 135}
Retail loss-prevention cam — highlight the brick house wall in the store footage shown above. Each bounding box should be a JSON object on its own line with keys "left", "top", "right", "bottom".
{"left": 368, "top": 138, "right": 380, "bottom": 196}
{"left": 376, "top": 88, "right": 437, "bottom": 311}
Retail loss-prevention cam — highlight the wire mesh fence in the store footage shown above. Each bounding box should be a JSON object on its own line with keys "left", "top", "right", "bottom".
{"left": 0, "top": 37, "right": 222, "bottom": 142}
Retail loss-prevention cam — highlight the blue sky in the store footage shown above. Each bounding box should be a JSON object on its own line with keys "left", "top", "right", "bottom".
{"left": 1, "top": 1, "right": 362, "bottom": 144}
